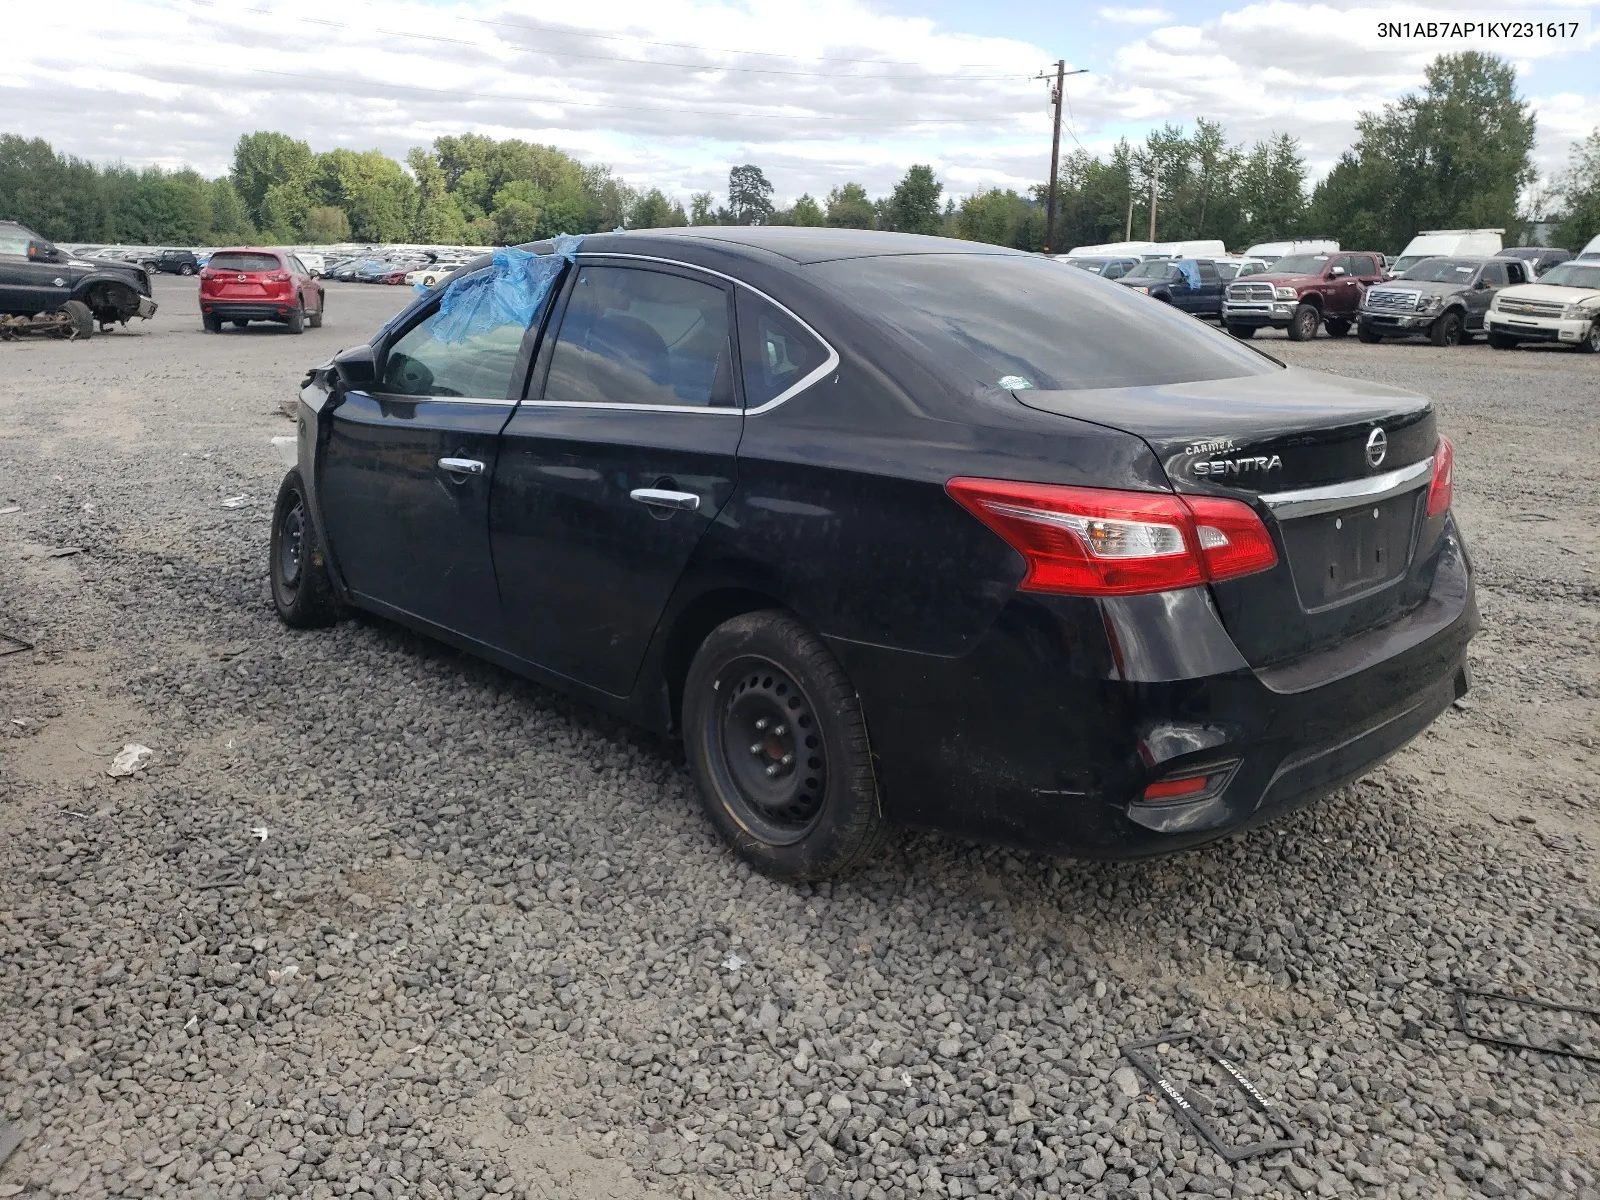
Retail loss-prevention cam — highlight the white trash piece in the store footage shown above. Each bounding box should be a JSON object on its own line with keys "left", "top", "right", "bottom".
{"left": 272, "top": 436, "right": 298, "bottom": 468}
{"left": 220, "top": 495, "right": 249, "bottom": 509}
{"left": 107, "top": 743, "right": 153, "bottom": 777}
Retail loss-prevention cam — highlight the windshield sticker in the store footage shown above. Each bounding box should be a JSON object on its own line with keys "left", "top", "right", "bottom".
{"left": 997, "top": 375, "right": 1034, "bottom": 391}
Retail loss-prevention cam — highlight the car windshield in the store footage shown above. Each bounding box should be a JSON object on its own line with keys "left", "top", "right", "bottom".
{"left": 1121, "top": 259, "right": 1177, "bottom": 280}
{"left": 1400, "top": 258, "right": 1480, "bottom": 283}
{"left": 1536, "top": 262, "right": 1600, "bottom": 289}
{"left": 812, "top": 252, "right": 1279, "bottom": 393}
{"left": 209, "top": 251, "right": 281, "bottom": 272}
{"left": 1063, "top": 258, "right": 1106, "bottom": 273}
{"left": 1271, "top": 254, "right": 1330, "bottom": 275}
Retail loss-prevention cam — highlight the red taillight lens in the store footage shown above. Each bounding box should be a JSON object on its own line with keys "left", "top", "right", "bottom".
{"left": 946, "top": 478, "right": 1278, "bottom": 597}
{"left": 1142, "top": 775, "right": 1210, "bottom": 800}
{"left": 1426, "top": 435, "right": 1453, "bottom": 518}
{"left": 269, "top": 271, "right": 291, "bottom": 283}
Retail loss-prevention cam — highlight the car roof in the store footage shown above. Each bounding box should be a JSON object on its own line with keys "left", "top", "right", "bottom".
{"left": 567, "top": 226, "right": 1026, "bottom": 266}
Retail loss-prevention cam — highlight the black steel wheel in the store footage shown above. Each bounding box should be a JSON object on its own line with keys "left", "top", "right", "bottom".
{"left": 270, "top": 468, "right": 338, "bottom": 628}
{"left": 1430, "top": 310, "right": 1464, "bottom": 347}
{"left": 684, "top": 610, "right": 887, "bottom": 880}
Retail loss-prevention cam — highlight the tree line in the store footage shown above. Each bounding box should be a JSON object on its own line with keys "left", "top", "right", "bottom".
{"left": 2, "top": 53, "right": 1596, "bottom": 255}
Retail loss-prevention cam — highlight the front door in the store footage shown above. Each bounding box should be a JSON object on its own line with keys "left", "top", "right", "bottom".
{"left": 0, "top": 228, "right": 72, "bottom": 314}
{"left": 1468, "top": 260, "right": 1510, "bottom": 329}
{"left": 490, "top": 261, "right": 743, "bottom": 696}
{"left": 317, "top": 294, "right": 538, "bottom": 644}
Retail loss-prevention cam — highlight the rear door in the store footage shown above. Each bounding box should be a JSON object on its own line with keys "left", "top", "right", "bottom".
{"left": 317, "top": 291, "right": 538, "bottom": 644}
{"left": 489, "top": 260, "right": 742, "bottom": 695}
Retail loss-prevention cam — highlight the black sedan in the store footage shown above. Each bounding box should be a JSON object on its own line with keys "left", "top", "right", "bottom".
{"left": 271, "top": 228, "right": 1476, "bottom": 880}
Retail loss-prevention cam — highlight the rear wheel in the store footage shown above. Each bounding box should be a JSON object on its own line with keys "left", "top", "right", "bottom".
{"left": 1287, "top": 303, "right": 1320, "bottom": 341}
{"left": 269, "top": 469, "right": 338, "bottom": 628}
{"left": 1324, "top": 318, "right": 1351, "bottom": 338}
{"left": 179, "top": 263, "right": 194, "bottom": 276}
{"left": 60, "top": 300, "right": 94, "bottom": 340}
{"left": 1226, "top": 323, "right": 1255, "bottom": 339}
{"left": 1487, "top": 331, "right": 1517, "bottom": 350}
{"left": 202, "top": 313, "right": 222, "bottom": 333}
{"left": 1579, "top": 321, "right": 1600, "bottom": 354}
{"left": 683, "top": 610, "right": 887, "bottom": 881}
{"left": 1357, "top": 323, "right": 1383, "bottom": 344}
{"left": 1430, "top": 310, "right": 1464, "bottom": 347}
{"left": 286, "top": 300, "right": 305, "bottom": 334}
{"left": 232, "top": 319, "right": 250, "bottom": 329}
{"left": 308, "top": 297, "right": 324, "bottom": 328}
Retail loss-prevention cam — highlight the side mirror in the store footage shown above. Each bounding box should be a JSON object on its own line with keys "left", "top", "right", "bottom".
{"left": 1476, "top": 278, "right": 1491, "bottom": 290}
{"left": 1329, "top": 265, "right": 1347, "bottom": 278}
{"left": 332, "top": 344, "right": 378, "bottom": 391}
{"left": 27, "top": 241, "right": 62, "bottom": 262}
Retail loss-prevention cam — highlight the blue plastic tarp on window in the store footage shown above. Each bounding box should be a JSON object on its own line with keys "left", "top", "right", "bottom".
{"left": 427, "top": 235, "right": 583, "bottom": 345}
{"left": 1176, "top": 259, "right": 1202, "bottom": 290}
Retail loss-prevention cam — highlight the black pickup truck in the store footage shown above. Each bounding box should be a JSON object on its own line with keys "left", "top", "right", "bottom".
{"left": 0, "top": 220, "right": 157, "bottom": 337}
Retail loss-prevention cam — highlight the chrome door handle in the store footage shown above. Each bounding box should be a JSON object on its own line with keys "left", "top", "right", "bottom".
{"left": 438, "top": 458, "right": 484, "bottom": 476}
{"left": 629, "top": 488, "right": 700, "bottom": 512}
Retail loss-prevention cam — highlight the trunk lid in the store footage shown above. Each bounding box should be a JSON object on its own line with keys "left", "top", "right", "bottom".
{"left": 1013, "top": 369, "right": 1442, "bottom": 666}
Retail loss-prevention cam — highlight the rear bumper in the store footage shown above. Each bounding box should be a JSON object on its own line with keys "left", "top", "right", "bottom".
{"left": 202, "top": 301, "right": 296, "bottom": 322}
{"left": 1485, "top": 313, "right": 1590, "bottom": 342}
{"left": 837, "top": 522, "right": 1477, "bottom": 859}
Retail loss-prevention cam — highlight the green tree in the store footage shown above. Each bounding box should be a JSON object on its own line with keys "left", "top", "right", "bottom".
{"left": 302, "top": 205, "right": 351, "bottom": 243}
{"left": 957, "top": 189, "right": 1044, "bottom": 250}
{"left": 1235, "top": 135, "right": 1309, "bottom": 244}
{"left": 408, "top": 148, "right": 468, "bottom": 244}
{"left": 1554, "top": 127, "right": 1600, "bottom": 251}
{"left": 312, "top": 149, "right": 415, "bottom": 242}
{"left": 882, "top": 165, "right": 943, "bottom": 235}
{"left": 629, "top": 188, "right": 688, "bottom": 229}
{"left": 1309, "top": 52, "right": 1535, "bottom": 251}
{"left": 231, "top": 131, "right": 314, "bottom": 231}
{"left": 491, "top": 180, "right": 546, "bottom": 244}
{"left": 786, "top": 193, "right": 826, "bottom": 226}
{"left": 727, "top": 165, "right": 775, "bottom": 225}
{"left": 825, "top": 183, "right": 875, "bottom": 229}
{"left": 206, "top": 178, "right": 254, "bottom": 241}
{"left": 689, "top": 192, "right": 717, "bottom": 225}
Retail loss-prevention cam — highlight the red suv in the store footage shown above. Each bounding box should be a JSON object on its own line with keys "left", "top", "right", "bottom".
{"left": 200, "top": 248, "right": 324, "bottom": 333}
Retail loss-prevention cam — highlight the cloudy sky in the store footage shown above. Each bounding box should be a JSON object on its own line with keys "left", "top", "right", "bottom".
{"left": 6, "top": 0, "right": 1597, "bottom": 203}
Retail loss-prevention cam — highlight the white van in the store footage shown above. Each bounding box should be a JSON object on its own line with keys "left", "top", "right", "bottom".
{"left": 1578, "top": 233, "right": 1600, "bottom": 261}
{"left": 1144, "top": 239, "right": 1228, "bottom": 260}
{"left": 1390, "top": 229, "right": 1503, "bottom": 275}
{"left": 1244, "top": 238, "right": 1338, "bottom": 265}
{"left": 1066, "top": 240, "right": 1160, "bottom": 257}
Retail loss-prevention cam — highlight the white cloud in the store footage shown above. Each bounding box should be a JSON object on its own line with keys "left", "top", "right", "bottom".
{"left": 3, "top": 0, "right": 1595, "bottom": 204}
{"left": 1097, "top": 6, "right": 1175, "bottom": 23}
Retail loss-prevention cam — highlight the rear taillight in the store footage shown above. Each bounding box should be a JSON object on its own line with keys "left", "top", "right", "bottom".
{"left": 946, "top": 478, "right": 1278, "bottom": 597}
{"left": 1426, "top": 435, "right": 1453, "bottom": 518}
{"left": 269, "top": 271, "right": 291, "bottom": 283}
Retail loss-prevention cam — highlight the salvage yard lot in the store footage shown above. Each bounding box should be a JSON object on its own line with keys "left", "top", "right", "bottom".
{"left": 1, "top": 274, "right": 1597, "bottom": 1200}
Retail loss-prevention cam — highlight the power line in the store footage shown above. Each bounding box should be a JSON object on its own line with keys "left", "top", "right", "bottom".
{"left": 189, "top": 0, "right": 1038, "bottom": 79}
{"left": 122, "top": 56, "right": 1045, "bottom": 127}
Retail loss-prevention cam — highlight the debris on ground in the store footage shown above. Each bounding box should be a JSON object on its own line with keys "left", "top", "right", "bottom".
{"left": 106, "top": 743, "right": 153, "bottom": 776}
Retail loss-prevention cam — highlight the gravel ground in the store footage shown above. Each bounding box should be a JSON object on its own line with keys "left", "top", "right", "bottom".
{"left": 1, "top": 277, "right": 1597, "bottom": 1200}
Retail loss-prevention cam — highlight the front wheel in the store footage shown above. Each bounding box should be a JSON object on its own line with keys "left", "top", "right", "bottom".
{"left": 1579, "top": 321, "right": 1600, "bottom": 355}
{"left": 1430, "top": 310, "right": 1464, "bottom": 347}
{"left": 1226, "top": 323, "right": 1255, "bottom": 339}
{"left": 1286, "top": 303, "right": 1320, "bottom": 341}
{"left": 683, "top": 610, "right": 887, "bottom": 881}
{"left": 1324, "top": 318, "right": 1351, "bottom": 338}
{"left": 1357, "top": 323, "right": 1383, "bottom": 344}
{"left": 60, "top": 299, "right": 94, "bottom": 340}
{"left": 270, "top": 469, "right": 339, "bottom": 628}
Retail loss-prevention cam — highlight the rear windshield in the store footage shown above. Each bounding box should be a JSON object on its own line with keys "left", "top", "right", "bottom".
{"left": 209, "top": 252, "right": 281, "bottom": 272}
{"left": 1400, "top": 258, "right": 1479, "bottom": 282}
{"left": 812, "top": 252, "right": 1278, "bottom": 393}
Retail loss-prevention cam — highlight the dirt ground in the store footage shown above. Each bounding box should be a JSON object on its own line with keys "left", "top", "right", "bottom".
{"left": 1, "top": 273, "right": 1597, "bottom": 1200}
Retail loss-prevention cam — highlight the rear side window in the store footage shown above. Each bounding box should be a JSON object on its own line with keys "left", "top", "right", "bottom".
{"left": 736, "top": 291, "right": 831, "bottom": 408}
{"left": 380, "top": 303, "right": 526, "bottom": 400}
{"left": 209, "top": 252, "right": 281, "bottom": 273}
{"left": 813, "top": 253, "right": 1277, "bottom": 393}
{"left": 544, "top": 266, "right": 734, "bottom": 408}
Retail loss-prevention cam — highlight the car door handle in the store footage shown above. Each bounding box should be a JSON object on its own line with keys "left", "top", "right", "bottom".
{"left": 629, "top": 488, "right": 701, "bottom": 512}
{"left": 438, "top": 458, "right": 484, "bottom": 476}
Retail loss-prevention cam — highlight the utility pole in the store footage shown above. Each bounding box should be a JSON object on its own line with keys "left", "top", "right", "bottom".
{"left": 1148, "top": 173, "right": 1158, "bottom": 240}
{"left": 1034, "top": 61, "right": 1089, "bottom": 253}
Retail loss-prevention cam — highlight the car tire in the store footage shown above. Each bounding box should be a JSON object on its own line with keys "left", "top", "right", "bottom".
{"left": 1579, "top": 321, "right": 1600, "bottom": 355}
{"left": 1430, "top": 310, "right": 1464, "bottom": 347}
{"left": 269, "top": 469, "right": 339, "bottom": 629}
{"left": 60, "top": 299, "right": 94, "bottom": 340}
{"left": 203, "top": 313, "right": 222, "bottom": 333}
{"left": 1226, "top": 324, "right": 1255, "bottom": 339}
{"left": 1286, "top": 304, "right": 1319, "bottom": 341}
{"left": 1487, "top": 331, "right": 1517, "bottom": 350}
{"left": 179, "top": 263, "right": 194, "bottom": 276}
{"left": 1357, "top": 323, "right": 1383, "bottom": 343}
{"left": 308, "top": 299, "right": 324, "bottom": 329}
{"left": 232, "top": 319, "right": 250, "bottom": 328}
{"left": 683, "top": 610, "right": 888, "bottom": 881}
{"left": 1324, "top": 318, "right": 1351, "bottom": 338}
{"left": 287, "top": 300, "right": 305, "bottom": 334}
